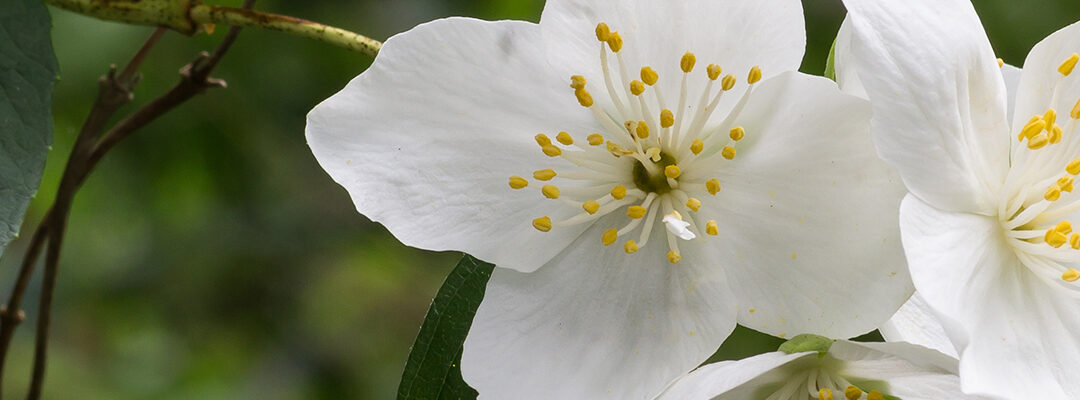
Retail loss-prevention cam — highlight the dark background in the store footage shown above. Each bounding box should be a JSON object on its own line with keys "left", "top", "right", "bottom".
{"left": 0, "top": 0, "right": 1077, "bottom": 398}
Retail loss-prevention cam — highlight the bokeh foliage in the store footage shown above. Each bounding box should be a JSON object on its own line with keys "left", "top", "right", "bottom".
{"left": 0, "top": 0, "right": 1076, "bottom": 398}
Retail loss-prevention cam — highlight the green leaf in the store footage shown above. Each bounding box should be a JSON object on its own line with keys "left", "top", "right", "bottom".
{"left": 398, "top": 254, "right": 493, "bottom": 400}
{"left": 824, "top": 37, "right": 838, "bottom": 81}
{"left": 0, "top": 0, "right": 58, "bottom": 257}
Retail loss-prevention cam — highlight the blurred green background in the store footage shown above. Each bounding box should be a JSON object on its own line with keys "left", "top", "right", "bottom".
{"left": 0, "top": 0, "right": 1078, "bottom": 398}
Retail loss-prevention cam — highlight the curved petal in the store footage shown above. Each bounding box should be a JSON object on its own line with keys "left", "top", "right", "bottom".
{"left": 832, "top": 341, "right": 988, "bottom": 400}
{"left": 834, "top": 17, "right": 866, "bottom": 99}
{"left": 842, "top": 0, "right": 1010, "bottom": 215}
{"left": 460, "top": 218, "right": 737, "bottom": 400}
{"left": 1011, "top": 20, "right": 1080, "bottom": 134}
{"left": 899, "top": 195, "right": 1078, "bottom": 399}
{"left": 692, "top": 72, "right": 911, "bottom": 339}
{"left": 654, "top": 352, "right": 810, "bottom": 400}
{"left": 307, "top": 18, "right": 601, "bottom": 273}
{"left": 1002, "top": 63, "right": 1022, "bottom": 123}
{"left": 879, "top": 293, "right": 958, "bottom": 359}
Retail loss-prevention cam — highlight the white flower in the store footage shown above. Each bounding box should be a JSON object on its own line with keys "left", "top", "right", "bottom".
{"left": 307, "top": 0, "right": 909, "bottom": 398}
{"left": 656, "top": 336, "right": 991, "bottom": 400}
{"left": 841, "top": 0, "right": 1080, "bottom": 397}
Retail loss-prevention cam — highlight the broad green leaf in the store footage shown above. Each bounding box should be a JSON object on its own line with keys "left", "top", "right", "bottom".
{"left": 0, "top": 0, "right": 58, "bottom": 257}
{"left": 397, "top": 254, "right": 493, "bottom": 400}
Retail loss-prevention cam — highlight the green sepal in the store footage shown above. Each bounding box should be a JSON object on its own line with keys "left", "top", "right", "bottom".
{"left": 777, "top": 334, "right": 835, "bottom": 356}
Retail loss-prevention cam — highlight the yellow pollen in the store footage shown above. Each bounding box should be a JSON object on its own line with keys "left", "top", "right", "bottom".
{"left": 867, "top": 391, "right": 884, "bottom": 400}
{"left": 690, "top": 138, "right": 704, "bottom": 155}
{"left": 1046, "top": 184, "right": 1062, "bottom": 201}
{"left": 508, "top": 176, "right": 528, "bottom": 189}
{"left": 535, "top": 133, "right": 552, "bottom": 147}
{"left": 641, "top": 66, "right": 659, "bottom": 86}
{"left": 541, "top": 185, "right": 561, "bottom": 199}
{"left": 819, "top": 388, "right": 834, "bottom": 400}
{"left": 606, "top": 32, "right": 623, "bottom": 53}
{"left": 1057, "top": 220, "right": 1073, "bottom": 235}
{"left": 533, "top": 169, "right": 557, "bottom": 181}
{"left": 630, "top": 80, "right": 646, "bottom": 96}
{"left": 624, "top": 240, "right": 638, "bottom": 254}
{"left": 607, "top": 141, "right": 632, "bottom": 156}
{"left": 1068, "top": 158, "right": 1080, "bottom": 175}
{"left": 1028, "top": 132, "right": 1049, "bottom": 150}
{"left": 587, "top": 133, "right": 604, "bottom": 146}
{"left": 1050, "top": 125, "right": 1064, "bottom": 144}
{"left": 729, "top": 126, "right": 745, "bottom": 141}
{"left": 660, "top": 109, "right": 675, "bottom": 128}
{"left": 1059, "top": 176, "right": 1075, "bottom": 192}
{"left": 844, "top": 386, "right": 862, "bottom": 400}
{"left": 706, "top": 220, "right": 718, "bottom": 235}
{"left": 532, "top": 217, "right": 552, "bottom": 232}
{"left": 997, "top": 58, "right": 1004, "bottom": 68}
{"left": 686, "top": 197, "right": 702, "bottom": 212}
{"left": 582, "top": 200, "right": 600, "bottom": 215}
{"left": 706, "top": 179, "right": 722, "bottom": 195}
{"left": 722, "top": 146, "right": 736, "bottom": 160}
{"left": 627, "top": 206, "right": 647, "bottom": 219}
{"left": 748, "top": 66, "right": 763, "bottom": 84}
{"left": 1046, "top": 229, "right": 1068, "bottom": 248}
{"left": 1019, "top": 118, "right": 1046, "bottom": 141}
{"left": 721, "top": 74, "right": 737, "bottom": 91}
{"left": 680, "top": 52, "right": 697, "bottom": 73}
{"left": 575, "top": 88, "right": 595, "bottom": 107}
{"left": 1059, "top": 53, "right": 1080, "bottom": 76}
{"left": 602, "top": 228, "right": 618, "bottom": 246}
{"left": 1045, "top": 109, "right": 1058, "bottom": 128}
{"left": 1072, "top": 98, "right": 1080, "bottom": 119}
{"left": 595, "top": 23, "right": 611, "bottom": 42}
{"left": 667, "top": 250, "right": 681, "bottom": 264}
{"left": 665, "top": 165, "right": 681, "bottom": 179}
{"left": 707, "top": 64, "right": 722, "bottom": 81}
{"left": 1064, "top": 269, "right": 1080, "bottom": 282}
{"left": 542, "top": 145, "right": 562, "bottom": 157}
{"left": 1072, "top": 233, "right": 1080, "bottom": 250}
{"left": 556, "top": 132, "right": 574, "bottom": 146}
{"left": 646, "top": 147, "right": 662, "bottom": 162}
{"left": 611, "top": 185, "right": 627, "bottom": 200}
{"left": 570, "top": 75, "right": 586, "bottom": 89}
{"left": 636, "top": 121, "right": 650, "bottom": 139}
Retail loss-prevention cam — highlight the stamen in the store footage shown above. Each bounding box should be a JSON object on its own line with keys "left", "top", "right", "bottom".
{"left": 706, "top": 220, "right": 718, "bottom": 235}
{"left": 1019, "top": 118, "right": 1046, "bottom": 141}
{"left": 542, "top": 145, "right": 562, "bottom": 157}
{"left": 509, "top": 176, "right": 529, "bottom": 189}
{"left": 730, "top": 126, "right": 745, "bottom": 141}
{"left": 583, "top": 200, "right": 600, "bottom": 214}
{"left": 721, "top": 74, "right": 737, "bottom": 91}
{"left": 556, "top": 132, "right": 574, "bottom": 145}
{"left": 570, "top": 75, "right": 587, "bottom": 89}
{"left": 660, "top": 109, "right": 674, "bottom": 128}
{"left": 630, "top": 80, "right": 646, "bottom": 96}
{"left": 1045, "top": 109, "right": 1057, "bottom": 128}
{"left": 606, "top": 32, "right": 623, "bottom": 53}
{"left": 1072, "top": 98, "right": 1080, "bottom": 119}
{"left": 665, "top": 165, "right": 681, "bottom": 179}
{"left": 627, "top": 205, "right": 648, "bottom": 219}
{"left": 690, "top": 138, "right": 704, "bottom": 155}
{"left": 667, "top": 250, "right": 681, "bottom": 264}
{"left": 532, "top": 217, "right": 552, "bottom": 232}
{"left": 624, "top": 240, "right": 638, "bottom": 254}
{"left": 707, "top": 64, "right": 722, "bottom": 81}
{"left": 1068, "top": 158, "right": 1080, "bottom": 175}
{"left": 867, "top": 390, "right": 884, "bottom": 400}
{"left": 587, "top": 133, "right": 604, "bottom": 146}
{"left": 602, "top": 228, "right": 618, "bottom": 245}
{"left": 1072, "top": 233, "right": 1080, "bottom": 250}
{"left": 818, "top": 388, "right": 833, "bottom": 400}
{"left": 997, "top": 58, "right": 1005, "bottom": 68}
{"left": 533, "top": 169, "right": 556, "bottom": 181}
{"left": 595, "top": 23, "right": 610, "bottom": 42}
{"left": 636, "top": 121, "right": 650, "bottom": 139}
{"left": 611, "top": 185, "right": 627, "bottom": 200}
{"left": 1064, "top": 268, "right": 1080, "bottom": 282}
{"left": 536, "top": 133, "right": 552, "bottom": 147}
{"left": 1059, "top": 53, "right": 1079, "bottom": 76}
{"left": 680, "top": 52, "right": 697, "bottom": 73}
{"left": 1059, "top": 176, "right": 1075, "bottom": 192}
{"left": 722, "top": 146, "right": 737, "bottom": 160}
{"left": 641, "top": 67, "right": 659, "bottom": 86}
{"left": 542, "top": 185, "right": 561, "bottom": 199}
{"left": 1028, "top": 132, "right": 1049, "bottom": 150}
{"left": 748, "top": 66, "right": 763, "bottom": 84}
{"left": 844, "top": 386, "right": 862, "bottom": 400}
{"left": 706, "top": 179, "right": 722, "bottom": 195}
{"left": 575, "top": 88, "right": 594, "bottom": 107}
{"left": 1046, "top": 184, "right": 1062, "bottom": 201}
{"left": 686, "top": 197, "right": 702, "bottom": 212}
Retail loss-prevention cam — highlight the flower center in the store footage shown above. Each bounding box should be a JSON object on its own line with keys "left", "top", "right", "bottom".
{"left": 506, "top": 22, "right": 763, "bottom": 263}
{"left": 763, "top": 367, "right": 890, "bottom": 400}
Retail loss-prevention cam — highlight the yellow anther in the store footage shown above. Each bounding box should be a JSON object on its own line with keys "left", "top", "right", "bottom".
{"left": 706, "top": 179, "right": 722, "bottom": 195}
{"left": 575, "top": 88, "right": 594, "bottom": 107}
{"left": 532, "top": 217, "right": 552, "bottom": 232}
{"left": 636, "top": 121, "right": 650, "bottom": 139}
{"left": 1050, "top": 125, "right": 1064, "bottom": 144}
{"left": 611, "top": 185, "right": 627, "bottom": 200}
{"left": 721, "top": 146, "right": 736, "bottom": 160}
{"left": 665, "top": 165, "right": 681, "bottom": 179}
{"left": 706, "top": 220, "right": 718, "bottom": 235}
{"left": 1059, "top": 176, "right": 1075, "bottom": 192}
{"left": 606, "top": 32, "right": 623, "bottom": 53}
{"left": 582, "top": 200, "right": 600, "bottom": 215}
{"left": 819, "top": 388, "right": 834, "bottom": 400}
{"left": 1059, "top": 53, "right": 1080, "bottom": 76}
{"left": 627, "top": 206, "right": 647, "bottom": 219}
{"left": 667, "top": 250, "right": 681, "bottom": 264}
{"left": 556, "top": 131, "right": 574, "bottom": 145}
{"left": 509, "top": 176, "right": 529, "bottom": 189}
{"left": 748, "top": 66, "right": 763, "bottom": 84}
{"left": 624, "top": 240, "right": 638, "bottom": 254}
{"left": 595, "top": 23, "right": 611, "bottom": 42}
{"left": 1045, "top": 109, "right": 1057, "bottom": 128}
{"left": 1072, "top": 98, "right": 1080, "bottom": 119}
{"left": 542, "top": 145, "right": 562, "bottom": 157}
{"left": 680, "top": 52, "right": 697, "bottom": 73}
{"left": 1072, "top": 233, "right": 1080, "bottom": 250}
{"left": 602, "top": 228, "right": 618, "bottom": 246}
{"left": 867, "top": 391, "right": 884, "bottom": 400}
{"left": 542, "top": 185, "right": 561, "bottom": 199}
{"left": 686, "top": 197, "right": 701, "bottom": 212}
{"left": 1028, "top": 132, "right": 1049, "bottom": 149}
{"left": 690, "top": 138, "right": 704, "bottom": 155}
{"left": 607, "top": 141, "right": 632, "bottom": 156}
{"left": 630, "top": 80, "right": 646, "bottom": 96}
{"left": 533, "top": 169, "right": 557, "bottom": 181}
{"left": 1064, "top": 269, "right": 1080, "bottom": 282}
{"left": 587, "top": 133, "right": 604, "bottom": 146}
{"left": 570, "top": 75, "right": 587, "bottom": 89}
{"left": 1046, "top": 184, "right": 1063, "bottom": 201}
{"left": 660, "top": 109, "right": 675, "bottom": 128}
{"left": 721, "top": 74, "right": 737, "bottom": 91}
{"left": 1046, "top": 229, "right": 1068, "bottom": 248}
{"left": 997, "top": 58, "right": 1004, "bottom": 68}
{"left": 707, "top": 64, "right": 722, "bottom": 81}
{"left": 729, "top": 126, "right": 745, "bottom": 141}
{"left": 646, "top": 147, "right": 662, "bottom": 162}
{"left": 641, "top": 66, "right": 659, "bottom": 86}
{"left": 1019, "top": 118, "right": 1046, "bottom": 141}
{"left": 844, "top": 385, "right": 862, "bottom": 400}
{"left": 535, "top": 133, "right": 552, "bottom": 147}
{"left": 1057, "top": 220, "right": 1073, "bottom": 235}
{"left": 1068, "top": 158, "right": 1080, "bottom": 175}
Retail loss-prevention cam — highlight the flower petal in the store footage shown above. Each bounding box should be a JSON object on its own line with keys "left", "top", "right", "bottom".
{"left": 654, "top": 352, "right": 810, "bottom": 400}
{"left": 1011, "top": 20, "right": 1080, "bottom": 135}
{"left": 834, "top": 17, "right": 866, "bottom": 99}
{"left": 842, "top": 0, "right": 1010, "bottom": 215}
{"left": 831, "top": 341, "right": 986, "bottom": 400}
{"left": 460, "top": 219, "right": 737, "bottom": 400}
{"left": 879, "top": 293, "right": 958, "bottom": 359}
{"left": 1002, "top": 63, "right": 1022, "bottom": 123}
{"left": 899, "top": 195, "right": 1077, "bottom": 399}
{"left": 307, "top": 18, "right": 601, "bottom": 273}
{"left": 693, "top": 71, "right": 911, "bottom": 339}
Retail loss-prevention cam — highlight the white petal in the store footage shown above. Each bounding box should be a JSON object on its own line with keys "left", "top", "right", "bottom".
{"left": 461, "top": 219, "right": 737, "bottom": 400}
{"left": 654, "top": 352, "right": 810, "bottom": 400}
{"left": 834, "top": 17, "right": 866, "bottom": 99}
{"left": 307, "top": 18, "right": 600, "bottom": 273}
{"left": 842, "top": 0, "right": 1010, "bottom": 215}
{"left": 1011, "top": 20, "right": 1080, "bottom": 141}
{"left": 831, "top": 341, "right": 990, "bottom": 400}
{"left": 663, "top": 213, "right": 696, "bottom": 240}
{"left": 899, "top": 195, "right": 1078, "bottom": 399}
{"left": 879, "top": 293, "right": 958, "bottom": 359}
{"left": 695, "top": 72, "right": 911, "bottom": 339}
{"left": 1002, "top": 63, "right": 1023, "bottom": 124}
